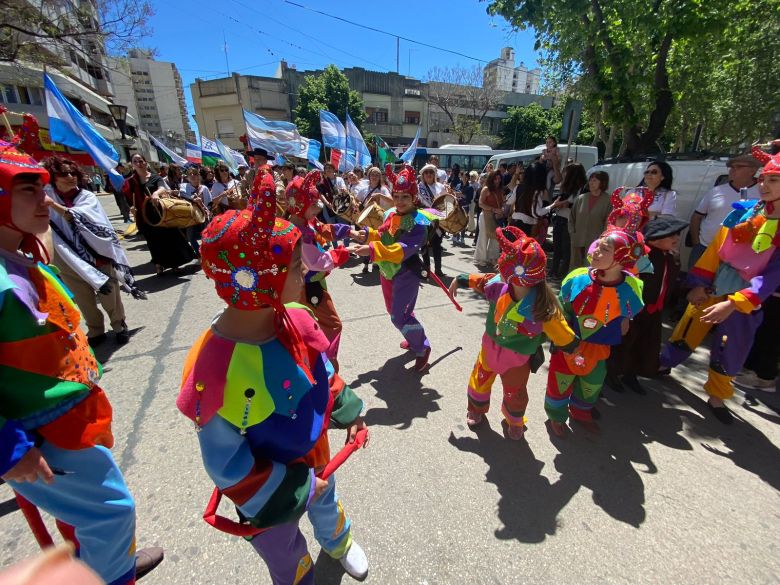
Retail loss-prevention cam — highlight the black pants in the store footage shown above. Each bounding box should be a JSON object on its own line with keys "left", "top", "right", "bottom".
{"left": 744, "top": 294, "right": 780, "bottom": 380}
{"left": 423, "top": 230, "right": 444, "bottom": 272}
{"left": 113, "top": 191, "right": 131, "bottom": 221}
{"left": 551, "top": 215, "right": 570, "bottom": 277}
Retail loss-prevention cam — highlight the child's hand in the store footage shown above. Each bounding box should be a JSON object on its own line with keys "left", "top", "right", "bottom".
{"left": 687, "top": 286, "right": 708, "bottom": 306}
{"left": 348, "top": 244, "right": 371, "bottom": 257}
{"left": 346, "top": 417, "right": 369, "bottom": 447}
{"left": 313, "top": 477, "right": 329, "bottom": 501}
{"left": 349, "top": 229, "right": 366, "bottom": 243}
{"left": 700, "top": 300, "right": 736, "bottom": 324}
{"left": 448, "top": 279, "right": 459, "bottom": 298}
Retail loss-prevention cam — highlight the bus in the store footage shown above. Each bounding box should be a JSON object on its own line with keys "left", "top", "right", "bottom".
{"left": 412, "top": 144, "right": 510, "bottom": 172}
{"left": 486, "top": 144, "right": 599, "bottom": 172}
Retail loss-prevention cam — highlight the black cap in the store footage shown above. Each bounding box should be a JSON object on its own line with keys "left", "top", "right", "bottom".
{"left": 250, "top": 147, "right": 269, "bottom": 158}
{"left": 642, "top": 216, "right": 689, "bottom": 241}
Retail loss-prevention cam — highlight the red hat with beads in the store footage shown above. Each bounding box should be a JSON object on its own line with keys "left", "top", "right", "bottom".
{"left": 200, "top": 164, "right": 301, "bottom": 311}
{"left": 752, "top": 146, "right": 780, "bottom": 176}
{"left": 607, "top": 186, "right": 654, "bottom": 233}
{"left": 285, "top": 170, "right": 321, "bottom": 216}
{"left": 385, "top": 163, "right": 418, "bottom": 197}
{"left": 599, "top": 228, "right": 646, "bottom": 269}
{"left": 495, "top": 226, "right": 547, "bottom": 287}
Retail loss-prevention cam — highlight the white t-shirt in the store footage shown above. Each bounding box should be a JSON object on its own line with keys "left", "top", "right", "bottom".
{"left": 210, "top": 179, "right": 239, "bottom": 201}
{"left": 695, "top": 182, "right": 761, "bottom": 246}
{"left": 179, "top": 182, "right": 212, "bottom": 205}
{"left": 355, "top": 183, "right": 391, "bottom": 206}
{"left": 417, "top": 181, "right": 444, "bottom": 208}
{"left": 647, "top": 188, "right": 677, "bottom": 216}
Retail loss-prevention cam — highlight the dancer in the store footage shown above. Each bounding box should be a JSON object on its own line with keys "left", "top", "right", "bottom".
{"left": 544, "top": 227, "right": 646, "bottom": 436}
{"left": 449, "top": 227, "right": 578, "bottom": 439}
{"left": 0, "top": 141, "right": 163, "bottom": 584}
{"left": 660, "top": 147, "right": 780, "bottom": 423}
{"left": 286, "top": 169, "right": 363, "bottom": 369}
{"left": 178, "top": 167, "right": 369, "bottom": 584}
{"left": 349, "top": 164, "right": 436, "bottom": 371}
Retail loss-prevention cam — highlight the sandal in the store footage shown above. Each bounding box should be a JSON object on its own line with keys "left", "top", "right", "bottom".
{"left": 155, "top": 265, "right": 165, "bottom": 276}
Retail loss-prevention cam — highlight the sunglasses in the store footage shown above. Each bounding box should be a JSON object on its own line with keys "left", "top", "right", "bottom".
{"left": 56, "top": 171, "right": 77, "bottom": 177}
{"left": 644, "top": 169, "right": 660, "bottom": 175}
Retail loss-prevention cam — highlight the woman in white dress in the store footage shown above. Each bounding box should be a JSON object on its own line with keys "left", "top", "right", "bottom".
{"left": 473, "top": 170, "right": 506, "bottom": 267}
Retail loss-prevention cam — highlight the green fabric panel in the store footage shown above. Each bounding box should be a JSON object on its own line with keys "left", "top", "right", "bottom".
{"left": 0, "top": 365, "right": 89, "bottom": 419}
{"left": 0, "top": 292, "right": 55, "bottom": 343}
{"left": 330, "top": 385, "right": 363, "bottom": 428}
{"left": 221, "top": 344, "right": 275, "bottom": 428}
{"left": 554, "top": 371, "right": 576, "bottom": 394}
{"left": 249, "top": 463, "right": 312, "bottom": 529}
{"left": 483, "top": 303, "right": 543, "bottom": 355}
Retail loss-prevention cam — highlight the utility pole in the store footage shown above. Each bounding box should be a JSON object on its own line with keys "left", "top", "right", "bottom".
{"left": 223, "top": 30, "right": 231, "bottom": 77}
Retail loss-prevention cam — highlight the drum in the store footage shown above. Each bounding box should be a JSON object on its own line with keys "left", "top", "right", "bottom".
{"left": 333, "top": 192, "right": 360, "bottom": 224}
{"left": 357, "top": 203, "right": 385, "bottom": 229}
{"left": 432, "top": 193, "right": 468, "bottom": 234}
{"left": 143, "top": 197, "right": 205, "bottom": 229}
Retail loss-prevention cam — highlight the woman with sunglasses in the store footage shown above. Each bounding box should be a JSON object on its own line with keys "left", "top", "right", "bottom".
{"left": 637, "top": 160, "right": 677, "bottom": 218}
{"left": 210, "top": 163, "right": 243, "bottom": 213}
{"left": 122, "top": 154, "right": 196, "bottom": 276}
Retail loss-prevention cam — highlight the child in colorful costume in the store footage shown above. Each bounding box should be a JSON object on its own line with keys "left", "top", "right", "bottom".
{"left": 350, "top": 164, "right": 440, "bottom": 371}
{"left": 0, "top": 141, "right": 163, "bottom": 584}
{"left": 177, "top": 167, "right": 369, "bottom": 584}
{"left": 286, "top": 170, "right": 362, "bottom": 369}
{"left": 545, "top": 226, "right": 646, "bottom": 436}
{"left": 449, "top": 226, "right": 578, "bottom": 439}
{"left": 660, "top": 147, "right": 780, "bottom": 424}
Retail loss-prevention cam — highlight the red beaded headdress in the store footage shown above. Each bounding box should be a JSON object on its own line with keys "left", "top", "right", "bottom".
{"left": 285, "top": 170, "right": 321, "bottom": 216}
{"left": 607, "top": 186, "right": 654, "bottom": 233}
{"left": 495, "top": 226, "right": 547, "bottom": 287}
{"left": 385, "top": 163, "right": 418, "bottom": 197}
{"left": 599, "top": 228, "right": 646, "bottom": 269}
{"left": 752, "top": 146, "right": 780, "bottom": 177}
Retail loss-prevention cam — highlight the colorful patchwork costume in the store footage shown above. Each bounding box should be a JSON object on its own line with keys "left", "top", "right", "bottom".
{"left": 179, "top": 167, "right": 365, "bottom": 585}
{"left": 0, "top": 142, "right": 138, "bottom": 585}
{"left": 661, "top": 148, "right": 780, "bottom": 405}
{"left": 362, "top": 164, "right": 440, "bottom": 360}
{"left": 545, "top": 230, "right": 645, "bottom": 424}
{"left": 454, "top": 227, "right": 577, "bottom": 432}
{"left": 286, "top": 170, "right": 351, "bottom": 366}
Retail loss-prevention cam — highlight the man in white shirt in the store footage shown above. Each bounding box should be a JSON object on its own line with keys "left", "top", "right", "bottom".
{"left": 428, "top": 155, "right": 448, "bottom": 183}
{"left": 688, "top": 153, "right": 762, "bottom": 268}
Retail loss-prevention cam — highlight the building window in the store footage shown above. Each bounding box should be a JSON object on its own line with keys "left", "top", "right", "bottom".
{"left": 372, "top": 109, "right": 388, "bottom": 124}
{"left": 216, "top": 119, "right": 235, "bottom": 138}
{"left": 1, "top": 84, "right": 18, "bottom": 104}
{"left": 404, "top": 111, "right": 420, "bottom": 125}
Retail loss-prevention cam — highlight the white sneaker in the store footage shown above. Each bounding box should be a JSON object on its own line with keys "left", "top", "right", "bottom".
{"left": 735, "top": 371, "right": 777, "bottom": 392}
{"left": 339, "top": 542, "right": 368, "bottom": 581}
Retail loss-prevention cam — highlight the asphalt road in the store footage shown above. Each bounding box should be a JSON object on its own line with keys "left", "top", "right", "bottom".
{"left": 2, "top": 196, "right": 779, "bottom": 585}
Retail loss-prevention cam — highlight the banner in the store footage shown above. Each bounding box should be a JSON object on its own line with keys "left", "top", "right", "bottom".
{"left": 185, "top": 142, "right": 202, "bottom": 164}
{"left": 319, "top": 110, "right": 346, "bottom": 150}
{"left": 43, "top": 73, "right": 123, "bottom": 189}
{"left": 200, "top": 136, "right": 222, "bottom": 167}
{"left": 149, "top": 135, "right": 188, "bottom": 166}
{"left": 244, "top": 110, "right": 320, "bottom": 167}
{"left": 345, "top": 113, "right": 372, "bottom": 169}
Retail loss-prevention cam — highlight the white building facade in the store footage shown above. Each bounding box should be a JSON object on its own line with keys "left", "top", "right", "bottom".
{"left": 483, "top": 47, "right": 541, "bottom": 95}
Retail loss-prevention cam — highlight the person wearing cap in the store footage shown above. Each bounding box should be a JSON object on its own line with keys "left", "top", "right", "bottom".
{"left": 606, "top": 216, "right": 688, "bottom": 394}
{"left": 688, "top": 153, "right": 761, "bottom": 269}
{"left": 178, "top": 166, "right": 369, "bottom": 583}
{"left": 349, "top": 164, "right": 439, "bottom": 371}
{"left": 545, "top": 226, "right": 646, "bottom": 437}
{"left": 449, "top": 227, "right": 578, "bottom": 440}
{"left": 0, "top": 141, "right": 163, "bottom": 583}
{"left": 240, "top": 146, "right": 270, "bottom": 200}
{"left": 660, "top": 147, "right": 780, "bottom": 424}
{"left": 286, "top": 170, "right": 364, "bottom": 370}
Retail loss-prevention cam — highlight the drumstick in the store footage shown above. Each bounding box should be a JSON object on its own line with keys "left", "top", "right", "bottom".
{"left": 428, "top": 270, "right": 463, "bottom": 312}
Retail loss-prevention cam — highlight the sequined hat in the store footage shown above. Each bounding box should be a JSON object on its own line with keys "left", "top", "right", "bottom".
{"left": 599, "top": 228, "right": 646, "bottom": 269}
{"left": 752, "top": 146, "right": 780, "bottom": 177}
{"left": 385, "top": 163, "right": 418, "bottom": 197}
{"left": 285, "top": 170, "right": 321, "bottom": 216}
{"left": 200, "top": 165, "right": 301, "bottom": 311}
{"left": 495, "top": 226, "right": 547, "bottom": 288}
{"left": 607, "top": 186, "right": 654, "bottom": 233}
{"left": 0, "top": 139, "right": 49, "bottom": 226}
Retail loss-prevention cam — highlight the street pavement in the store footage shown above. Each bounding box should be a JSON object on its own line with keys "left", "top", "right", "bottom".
{"left": 2, "top": 196, "right": 779, "bottom": 585}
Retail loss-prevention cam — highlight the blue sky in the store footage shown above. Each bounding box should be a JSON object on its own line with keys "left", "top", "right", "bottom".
{"left": 144, "top": 0, "right": 540, "bottom": 127}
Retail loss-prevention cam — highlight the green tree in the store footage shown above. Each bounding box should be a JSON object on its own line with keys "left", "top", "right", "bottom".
{"left": 498, "top": 104, "right": 552, "bottom": 150}
{"left": 293, "top": 65, "right": 366, "bottom": 146}
{"left": 486, "top": 0, "right": 776, "bottom": 155}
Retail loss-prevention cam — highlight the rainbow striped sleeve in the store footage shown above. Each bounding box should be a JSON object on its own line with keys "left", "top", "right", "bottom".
{"left": 687, "top": 228, "right": 726, "bottom": 288}
{"left": 728, "top": 248, "right": 780, "bottom": 313}
{"left": 369, "top": 224, "right": 427, "bottom": 265}
{"left": 197, "top": 415, "right": 314, "bottom": 529}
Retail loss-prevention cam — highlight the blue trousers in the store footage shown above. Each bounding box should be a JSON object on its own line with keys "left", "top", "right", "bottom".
{"left": 250, "top": 475, "right": 352, "bottom": 585}
{"left": 9, "top": 443, "right": 136, "bottom": 585}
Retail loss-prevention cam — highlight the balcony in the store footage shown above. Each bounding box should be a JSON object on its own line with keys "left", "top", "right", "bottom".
{"left": 363, "top": 122, "right": 403, "bottom": 137}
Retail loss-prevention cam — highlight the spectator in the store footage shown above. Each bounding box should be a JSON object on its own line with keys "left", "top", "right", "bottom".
{"left": 428, "top": 155, "right": 448, "bottom": 183}
{"left": 180, "top": 166, "right": 213, "bottom": 257}
{"left": 637, "top": 160, "right": 677, "bottom": 217}
{"left": 688, "top": 153, "right": 761, "bottom": 269}
{"left": 568, "top": 170, "right": 611, "bottom": 270}
{"left": 473, "top": 170, "right": 505, "bottom": 267}
{"left": 106, "top": 163, "right": 131, "bottom": 222}
{"left": 551, "top": 162, "right": 588, "bottom": 278}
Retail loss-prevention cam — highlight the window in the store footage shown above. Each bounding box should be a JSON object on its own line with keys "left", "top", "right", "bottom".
{"left": 373, "top": 109, "right": 388, "bottom": 123}
{"left": 216, "top": 119, "right": 235, "bottom": 138}
{"left": 404, "top": 111, "right": 420, "bottom": 125}
{"left": 1, "top": 85, "right": 18, "bottom": 104}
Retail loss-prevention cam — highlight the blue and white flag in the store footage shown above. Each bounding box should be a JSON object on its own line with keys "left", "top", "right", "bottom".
{"left": 307, "top": 140, "right": 323, "bottom": 170}
{"left": 185, "top": 142, "right": 202, "bottom": 164}
{"left": 43, "top": 73, "right": 124, "bottom": 189}
{"left": 319, "top": 111, "right": 346, "bottom": 151}
{"left": 400, "top": 127, "right": 421, "bottom": 163}
{"left": 215, "top": 139, "right": 238, "bottom": 173}
{"left": 229, "top": 148, "right": 248, "bottom": 168}
{"left": 345, "top": 113, "right": 372, "bottom": 170}
{"left": 244, "top": 110, "right": 320, "bottom": 167}
{"left": 149, "top": 135, "right": 188, "bottom": 166}
{"left": 200, "top": 136, "right": 222, "bottom": 166}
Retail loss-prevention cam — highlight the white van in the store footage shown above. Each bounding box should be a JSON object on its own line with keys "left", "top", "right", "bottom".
{"left": 587, "top": 157, "right": 730, "bottom": 267}
{"left": 486, "top": 144, "right": 599, "bottom": 172}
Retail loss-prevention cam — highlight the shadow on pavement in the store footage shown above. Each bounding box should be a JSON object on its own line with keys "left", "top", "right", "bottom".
{"left": 92, "top": 326, "right": 145, "bottom": 364}
{"left": 313, "top": 550, "right": 347, "bottom": 584}
{"left": 350, "top": 353, "right": 443, "bottom": 430}
{"left": 348, "top": 269, "right": 381, "bottom": 287}
{"left": 134, "top": 263, "right": 201, "bottom": 294}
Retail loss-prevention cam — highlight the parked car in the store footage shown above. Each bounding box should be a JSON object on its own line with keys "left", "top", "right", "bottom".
{"left": 486, "top": 144, "right": 599, "bottom": 172}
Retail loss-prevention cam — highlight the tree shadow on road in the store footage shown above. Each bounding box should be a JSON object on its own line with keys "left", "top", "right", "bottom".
{"left": 349, "top": 353, "right": 443, "bottom": 430}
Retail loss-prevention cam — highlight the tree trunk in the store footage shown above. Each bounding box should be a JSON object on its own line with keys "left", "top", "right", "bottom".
{"left": 604, "top": 124, "right": 617, "bottom": 158}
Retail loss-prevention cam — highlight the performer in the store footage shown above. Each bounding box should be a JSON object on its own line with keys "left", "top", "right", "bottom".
{"left": 449, "top": 227, "right": 578, "bottom": 439}
{"left": 660, "top": 147, "right": 780, "bottom": 424}
{"left": 178, "top": 167, "right": 369, "bottom": 584}
{"left": 607, "top": 216, "right": 688, "bottom": 394}
{"left": 545, "top": 227, "right": 646, "bottom": 436}
{"left": 349, "top": 164, "right": 437, "bottom": 371}
{"left": 286, "top": 169, "right": 363, "bottom": 369}
{"left": 0, "top": 141, "right": 163, "bottom": 584}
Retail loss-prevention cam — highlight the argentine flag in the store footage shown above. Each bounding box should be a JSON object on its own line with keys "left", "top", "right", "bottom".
{"left": 400, "top": 127, "right": 421, "bottom": 163}
{"left": 44, "top": 73, "right": 124, "bottom": 189}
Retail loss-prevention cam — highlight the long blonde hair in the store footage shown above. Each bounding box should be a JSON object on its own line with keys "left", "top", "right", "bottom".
{"left": 532, "top": 281, "right": 563, "bottom": 322}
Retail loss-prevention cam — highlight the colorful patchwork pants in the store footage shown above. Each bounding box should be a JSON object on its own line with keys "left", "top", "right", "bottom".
{"left": 467, "top": 334, "right": 531, "bottom": 428}
{"left": 660, "top": 297, "right": 764, "bottom": 400}
{"left": 380, "top": 271, "right": 430, "bottom": 356}
{"left": 9, "top": 444, "right": 137, "bottom": 585}
{"left": 545, "top": 348, "right": 608, "bottom": 423}
{"left": 250, "top": 475, "right": 351, "bottom": 585}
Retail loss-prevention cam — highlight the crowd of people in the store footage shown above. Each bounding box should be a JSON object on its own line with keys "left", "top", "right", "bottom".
{"left": 0, "top": 132, "right": 778, "bottom": 584}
